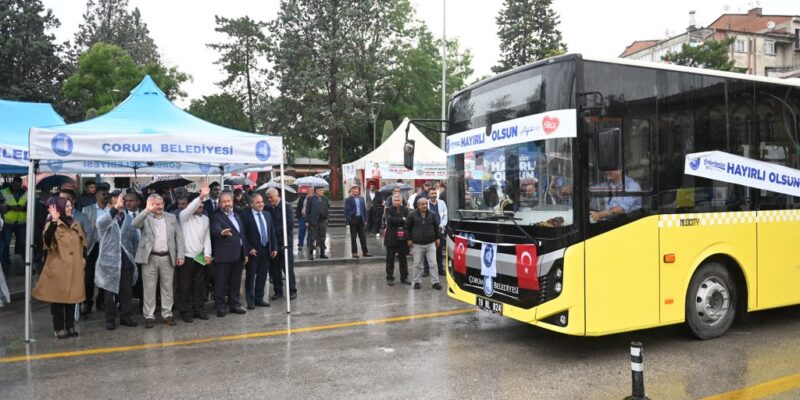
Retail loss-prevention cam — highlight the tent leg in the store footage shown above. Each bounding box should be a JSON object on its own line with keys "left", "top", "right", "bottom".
{"left": 280, "top": 161, "right": 290, "bottom": 314}
{"left": 24, "top": 160, "right": 37, "bottom": 343}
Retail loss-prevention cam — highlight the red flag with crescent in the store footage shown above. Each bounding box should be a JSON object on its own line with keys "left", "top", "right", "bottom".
{"left": 515, "top": 244, "right": 539, "bottom": 290}
{"left": 453, "top": 236, "right": 468, "bottom": 275}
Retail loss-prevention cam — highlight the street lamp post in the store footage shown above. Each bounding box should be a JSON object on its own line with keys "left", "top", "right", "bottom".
{"left": 369, "top": 101, "right": 384, "bottom": 150}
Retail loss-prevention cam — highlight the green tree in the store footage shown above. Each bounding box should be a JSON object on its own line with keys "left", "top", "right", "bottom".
{"left": 381, "top": 120, "right": 395, "bottom": 143}
{"left": 492, "top": 0, "right": 567, "bottom": 74}
{"left": 381, "top": 25, "right": 473, "bottom": 144}
{"left": 207, "top": 16, "right": 270, "bottom": 132}
{"left": 268, "top": 0, "right": 415, "bottom": 197}
{"left": 187, "top": 93, "right": 251, "bottom": 131}
{"left": 661, "top": 37, "right": 737, "bottom": 71}
{"left": 0, "top": 0, "right": 67, "bottom": 104}
{"left": 63, "top": 43, "right": 187, "bottom": 115}
{"left": 72, "top": 0, "right": 160, "bottom": 65}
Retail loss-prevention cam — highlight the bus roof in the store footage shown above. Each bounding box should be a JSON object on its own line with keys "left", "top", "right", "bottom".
{"left": 583, "top": 55, "right": 800, "bottom": 88}
{"left": 453, "top": 53, "right": 800, "bottom": 99}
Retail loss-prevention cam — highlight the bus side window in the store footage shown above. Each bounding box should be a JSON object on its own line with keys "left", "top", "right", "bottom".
{"left": 623, "top": 118, "right": 652, "bottom": 192}
{"left": 755, "top": 84, "right": 800, "bottom": 210}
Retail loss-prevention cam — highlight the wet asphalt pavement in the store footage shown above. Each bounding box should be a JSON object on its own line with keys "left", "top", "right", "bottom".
{"left": 1, "top": 260, "right": 800, "bottom": 399}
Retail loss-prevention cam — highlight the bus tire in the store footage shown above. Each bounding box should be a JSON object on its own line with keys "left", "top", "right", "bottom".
{"left": 685, "top": 262, "right": 736, "bottom": 340}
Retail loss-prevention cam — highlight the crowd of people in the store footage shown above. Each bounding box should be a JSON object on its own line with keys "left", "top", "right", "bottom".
{"left": 28, "top": 180, "right": 297, "bottom": 339}
{"left": 3, "top": 176, "right": 452, "bottom": 339}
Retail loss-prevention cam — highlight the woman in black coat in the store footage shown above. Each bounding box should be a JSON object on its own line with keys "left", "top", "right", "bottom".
{"left": 384, "top": 194, "right": 410, "bottom": 286}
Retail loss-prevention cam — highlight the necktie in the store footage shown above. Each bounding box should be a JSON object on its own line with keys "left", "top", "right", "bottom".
{"left": 257, "top": 211, "right": 268, "bottom": 247}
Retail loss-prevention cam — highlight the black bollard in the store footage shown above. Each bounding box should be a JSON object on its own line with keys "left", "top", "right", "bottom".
{"left": 624, "top": 341, "right": 650, "bottom": 400}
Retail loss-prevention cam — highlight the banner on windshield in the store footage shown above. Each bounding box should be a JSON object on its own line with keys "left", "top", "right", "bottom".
{"left": 445, "top": 109, "right": 576, "bottom": 156}
{"left": 685, "top": 151, "right": 800, "bottom": 197}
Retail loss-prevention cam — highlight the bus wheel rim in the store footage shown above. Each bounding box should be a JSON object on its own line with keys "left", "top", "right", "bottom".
{"left": 695, "top": 276, "right": 730, "bottom": 327}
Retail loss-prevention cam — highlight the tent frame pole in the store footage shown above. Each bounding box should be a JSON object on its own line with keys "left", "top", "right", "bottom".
{"left": 280, "top": 161, "right": 291, "bottom": 314}
{"left": 24, "top": 159, "right": 37, "bottom": 343}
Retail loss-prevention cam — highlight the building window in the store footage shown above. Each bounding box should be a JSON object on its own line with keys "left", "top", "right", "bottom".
{"left": 795, "top": 29, "right": 799, "bottom": 50}
{"left": 734, "top": 39, "right": 748, "bottom": 53}
{"left": 764, "top": 39, "right": 776, "bottom": 55}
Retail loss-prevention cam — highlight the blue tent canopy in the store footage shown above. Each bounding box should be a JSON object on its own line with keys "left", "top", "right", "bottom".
{"left": 0, "top": 99, "right": 64, "bottom": 174}
{"left": 29, "top": 75, "right": 282, "bottom": 174}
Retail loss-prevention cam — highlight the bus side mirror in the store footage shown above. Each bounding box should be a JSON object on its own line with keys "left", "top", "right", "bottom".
{"left": 404, "top": 139, "right": 415, "bottom": 170}
{"left": 597, "top": 128, "right": 622, "bottom": 171}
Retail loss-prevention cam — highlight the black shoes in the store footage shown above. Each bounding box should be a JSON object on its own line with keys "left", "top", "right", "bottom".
{"left": 247, "top": 303, "right": 256, "bottom": 310}
{"left": 438, "top": 271, "right": 446, "bottom": 276}
{"left": 144, "top": 318, "right": 155, "bottom": 329}
{"left": 290, "top": 292, "right": 297, "bottom": 300}
{"left": 271, "top": 294, "right": 283, "bottom": 300}
{"left": 413, "top": 283, "right": 421, "bottom": 289}
{"left": 363, "top": 253, "right": 373, "bottom": 257}
{"left": 230, "top": 308, "right": 246, "bottom": 315}
{"left": 194, "top": 312, "right": 210, "bottom": 320}
{"left": 387, "top": 280, "right": 395, "bottom": 286}
{"left": 55, "top": 330, "right": 70, "bottom": 339}
{"left": 422, "top": 271, "right": 430, "bottom": 277}
{"left": 319, "top": 254, "right": 329, "bottom": 259}
{"left": 401, "top": 278, "right": 411, "bottom": 285}
{"left": 432, "top": 283, "right": 443, "bottom": 290}
{"left": 217, "top": 311, "right": 226, "bottom": 318}
{"left": 255, "top": 300, "right": 271, "bottom": 307}
{"left": 119, "top": 318, "right": 138, "bottom": 327}
{"left": 67, "top": 328, "right": 79, "bottom": 337}
{"left": 181, "top": 313, "right": 194, "bottom": 323}
{"left": 352, "top": 254, "right": 360, "bottom": 258}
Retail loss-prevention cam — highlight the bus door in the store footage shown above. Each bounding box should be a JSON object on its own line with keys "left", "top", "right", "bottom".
{"left": 583, "top": 116, "right": 660, "bottom": 334}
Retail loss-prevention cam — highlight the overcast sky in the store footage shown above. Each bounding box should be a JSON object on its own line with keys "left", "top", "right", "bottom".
{"left": 42, "top": 0, "right": 797, "bottom": 107}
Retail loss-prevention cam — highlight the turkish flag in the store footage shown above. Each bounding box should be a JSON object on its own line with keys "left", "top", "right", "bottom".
{"left": 453, "top": 236, "right": 468, "bottom": 275}
{"left": 515, "top": 244, "right": 539, "bottom": 290}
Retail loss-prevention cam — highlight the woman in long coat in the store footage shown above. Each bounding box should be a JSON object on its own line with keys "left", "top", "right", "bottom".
{"left": 33, "top": 196, "right": 87, "bottom": 339}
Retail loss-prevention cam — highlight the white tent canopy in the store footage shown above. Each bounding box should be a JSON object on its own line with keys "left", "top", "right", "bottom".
{"left": 345, "top": 117, "right": 446, "bottom": 170}
{"left": 22, "top": 76, "right": 292, "bottom": 342}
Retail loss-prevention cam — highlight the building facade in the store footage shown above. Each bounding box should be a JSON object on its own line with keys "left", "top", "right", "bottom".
{"left": 620, "top": 8, "right": 800, "bottom": 79}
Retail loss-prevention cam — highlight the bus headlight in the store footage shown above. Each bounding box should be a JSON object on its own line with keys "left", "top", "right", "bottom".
{"left": 554, "top": 282, "right": 562, "bottom": 293}
{"left": 555, "top": 267, "right": 563, "bottom": 279}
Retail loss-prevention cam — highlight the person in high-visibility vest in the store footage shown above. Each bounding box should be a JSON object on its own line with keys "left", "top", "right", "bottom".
{"left": 1, "top": 176, "right": 27, "bottom": 273}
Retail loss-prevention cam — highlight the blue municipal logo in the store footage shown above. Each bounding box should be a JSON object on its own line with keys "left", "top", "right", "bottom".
{"left": 689, "top": 158, "right": 701, "bottom": 171}
{"left": 255, "top": 140, "right": 271, "bottom": 161}
{"left": 483, "top": 275, "right": 494, "bottom": 296}
{"left": 51, "top": 133, "right": 73, "bottom": 157}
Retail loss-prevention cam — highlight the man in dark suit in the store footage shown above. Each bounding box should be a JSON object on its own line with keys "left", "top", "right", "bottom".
{"left": 203, "top": 182, "right": 222, "bottom": 215}
{"left": 210, "top": 191, "right": 248, "bottom": 317}
{"left": 265, "top": 188, "right": 296, "bottom": 300}
{"left": 304, "top": 186, "right": 329, "bottom": 260}
{"left": 344, "top": 185, "right": 372, "bottom": 258}
{"left": 240, "top": 193, "right": 277, "bottom": 309}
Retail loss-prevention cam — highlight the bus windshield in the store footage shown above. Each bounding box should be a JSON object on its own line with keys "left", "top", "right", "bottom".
{"left": 448, "top": 137, "right": 573, "bottom": 228}
{"left": 446, "top": 60, "right": 576, "bottom": 229}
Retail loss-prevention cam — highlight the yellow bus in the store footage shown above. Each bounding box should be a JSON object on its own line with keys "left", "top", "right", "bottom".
{"left": 442, "top": 54, "right": 800, "bottom": 339}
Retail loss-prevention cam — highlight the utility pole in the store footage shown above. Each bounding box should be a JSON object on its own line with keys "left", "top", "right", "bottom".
{"left": 440, "top": 0, "right": 447, "bottom": 149}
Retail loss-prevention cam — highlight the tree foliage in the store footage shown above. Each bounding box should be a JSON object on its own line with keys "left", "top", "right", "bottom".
{"left": 207, "top": 16, "right": 271, "bottom": 132}
{"left": 267, "top": 0, "right": 415, "bottom": 197}
{"left": 381, "top": 120, "right": 395, "bottom": 143}
{"left": 187, "top": 93, "right": 251, "bottom": 132}
{"left": 493, "top": 0, "right": 567, "bottom": 74}
{"left": 381, "top": 25, "right": 473, "bottom": 144}
{"left": 0, "top": 0, "right": 67, "bottom": 104}
{"left": 63, "top": 43, "right": 187, "bottom": 115}
{"left": 72, "top": 0, "right": 160, "bottom": 65}
{"left": 661, "top": 37, "right": 737, "bottom": 71}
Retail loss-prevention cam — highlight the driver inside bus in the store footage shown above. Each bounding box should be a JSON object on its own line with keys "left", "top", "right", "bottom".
{"left": 590, "top": 169, "right": 642, "bottom": 222}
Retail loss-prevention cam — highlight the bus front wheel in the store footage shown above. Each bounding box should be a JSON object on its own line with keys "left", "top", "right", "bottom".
{"left": 685, "top": 262, "right": 736, "bottom": 340}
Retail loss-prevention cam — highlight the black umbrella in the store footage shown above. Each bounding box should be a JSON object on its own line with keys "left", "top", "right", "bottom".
{"left": 36, "top": 175, "right": 76, "bottom": 190}
{"left": 141, "top": 175, "right": 192, "bottom": 192}
{"left": 224, "top": 176, "right": 253, "bottom": 186}
{"left": 379, "top": 182, "right": 412, "bottom": 193}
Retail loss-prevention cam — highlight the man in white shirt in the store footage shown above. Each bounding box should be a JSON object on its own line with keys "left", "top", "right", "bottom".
{"left": 178, "top": 186, "right": 213, "bottom": 322}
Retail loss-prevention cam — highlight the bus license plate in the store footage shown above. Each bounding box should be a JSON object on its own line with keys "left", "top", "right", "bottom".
{"left": 476, "top": 297, "right": 503, "bottom": 315}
